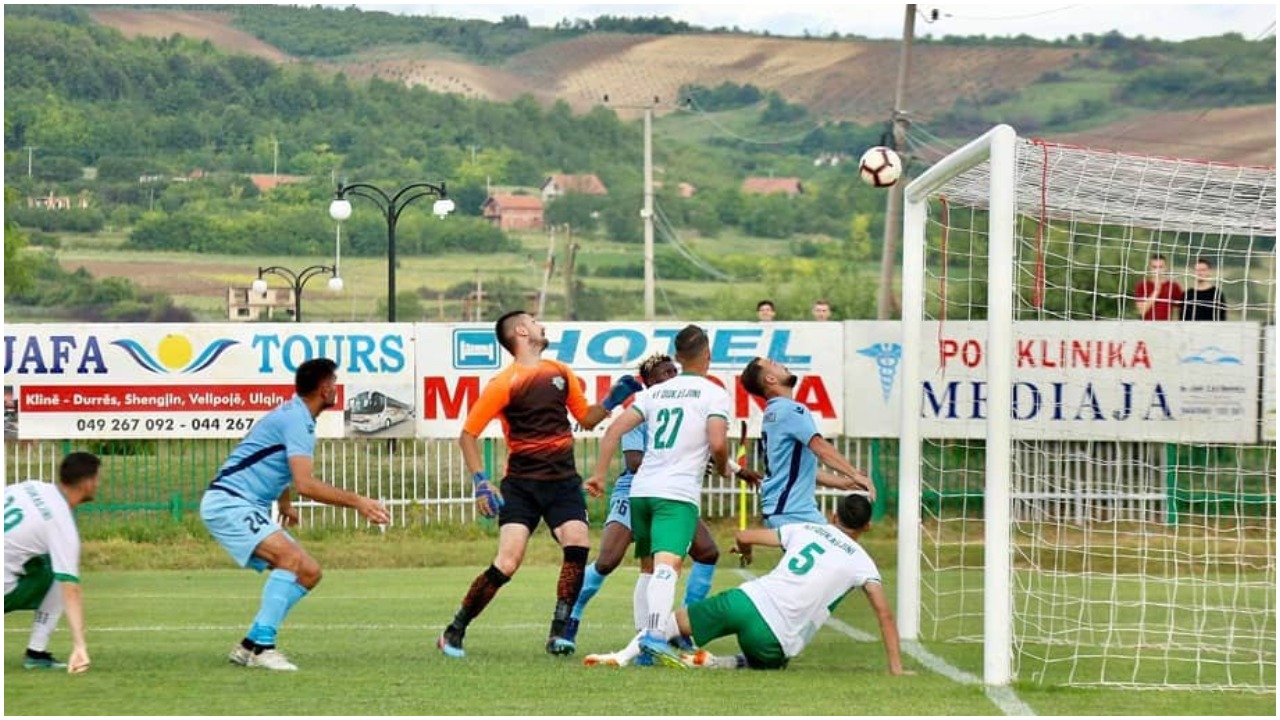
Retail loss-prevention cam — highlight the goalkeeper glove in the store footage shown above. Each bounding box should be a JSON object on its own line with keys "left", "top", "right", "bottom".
{"left": 472, "top": 471, "right": 503, "bottom": 519}
{"left": 602, "top": 375, "right": 644, "bottom": 411}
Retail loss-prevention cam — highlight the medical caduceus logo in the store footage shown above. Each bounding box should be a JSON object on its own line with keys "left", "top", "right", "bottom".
{"left": 112, "top": 334, "right": 238, "bottom": 374}
{"left": 856, "top": 342, "right": 903, "bottom": 404}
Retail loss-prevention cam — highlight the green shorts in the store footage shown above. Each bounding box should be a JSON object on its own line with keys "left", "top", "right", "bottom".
{"left": 687, "top": 588, "right": 789, "bottom": 670}
{"left": 630, "top": 497, "right": 698, "bottom": 559}
{"left": 4, "top": 555, "right": 54, "bottom": 614}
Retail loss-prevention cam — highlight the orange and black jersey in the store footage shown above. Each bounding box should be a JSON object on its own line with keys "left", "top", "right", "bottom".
{"left": 462, "top": 360, "right": 591, "bottom": 482}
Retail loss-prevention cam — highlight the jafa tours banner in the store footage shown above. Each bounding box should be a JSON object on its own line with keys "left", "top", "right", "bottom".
{"left": 3, "top": 324, "right": 414, "bottom": 439}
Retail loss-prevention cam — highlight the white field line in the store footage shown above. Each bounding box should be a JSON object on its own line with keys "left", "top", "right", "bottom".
{"left": 3, "top": 622, "right": 630, "bottom": 634}
{"left": 736, "top": 568, "right": 1035, "bottom": 716}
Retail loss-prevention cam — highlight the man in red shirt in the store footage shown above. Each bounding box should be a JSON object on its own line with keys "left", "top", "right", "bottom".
{"left": 1134, "top": 255, "right": 1183, "bottom": 321}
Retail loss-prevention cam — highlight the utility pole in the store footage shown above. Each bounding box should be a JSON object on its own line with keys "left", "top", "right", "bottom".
{"left": 602, "top": 94, "right": 660, "bottom": 320}
{"left": 563, "top": 227, "right": 578, "bottom": 321}
{"left": 642, "top": 106, "right": 656, "bottom": 320}
{"left": 23, "top": 146, "right": 37, "bottom": 177}
{"left": 271, "top": 138, "right": 280, "bottom": 178}
{"left": 538, "top": 225, "right": 559, "bottom": 317}
{"left": 876, "top": 4, "right": 917, "bottom": 320}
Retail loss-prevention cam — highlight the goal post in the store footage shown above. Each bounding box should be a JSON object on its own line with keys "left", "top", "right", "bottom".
{"left": 900, "top": 124, "right": 1019, "bottom": 685}
{"left": 899, "top": 125, "right": 1277, "bottom": 691}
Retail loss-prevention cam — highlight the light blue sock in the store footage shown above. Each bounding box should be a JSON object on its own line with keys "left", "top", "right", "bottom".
{"left": 246, "top": 569, "right": 309, "bottom": 647}
{"left": 571, "top": 563, "right": 608, "bottom": 621}
{"left": 683, "top": 561, "right": 716, "bottom": 606}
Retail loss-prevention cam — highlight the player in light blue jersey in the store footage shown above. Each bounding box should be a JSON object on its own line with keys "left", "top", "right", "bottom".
{"left": 739, "top": 357, "right": 872, "bottom": 528}
{"left": 561, "top": 353, "right": 748, "bottom": 655}
{"left": 201, "top": 358, "right": 390, "bottom": 671}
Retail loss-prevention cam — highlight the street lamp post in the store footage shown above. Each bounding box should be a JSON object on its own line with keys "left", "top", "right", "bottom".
{"left": 252, "top": 265, "right": 343, "bottom": 322}
{"left": 329, "top": 181, "right": 455, "bottom": 322}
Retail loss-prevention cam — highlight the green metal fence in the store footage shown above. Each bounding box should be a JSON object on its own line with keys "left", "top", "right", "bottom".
{"left": 4, "top": 437, "right": 1272, "bottom": 535}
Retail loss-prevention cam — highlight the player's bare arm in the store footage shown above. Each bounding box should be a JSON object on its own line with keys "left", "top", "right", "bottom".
{"left": 459, "top": 430, "right": 485, "bottom": 477}
{"left": 289, "top": 456, "right": 389, "bottom": 524}
{"left": 731, "top": 527, "right": 782, "bottom": 566}
{"left": 578, "top": 404, "right": 610, "bottom": 430}
{"left": 809, "top": 437, "right": 874, "bottom": 498}
{"left": 61, "top": 582, "right": 89, "bottom": 673}
{"left": 276, "top": 488, "right": 299, "bottom": 527}
{"left": 586, "top": 409, "right": 644, "bottom": 497}
{"left": 863, "top": 582, "right": 909, "bottom": 676}
{"left": 571, "top": 374, "right": 643, "bottom": 431}
{"left": 707, "top": 417, "right": 730, "bottom": 478}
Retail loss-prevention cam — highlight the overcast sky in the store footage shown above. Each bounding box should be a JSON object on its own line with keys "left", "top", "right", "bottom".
{"left": 361, "top": 3, "right": 1276, "bottom": 41}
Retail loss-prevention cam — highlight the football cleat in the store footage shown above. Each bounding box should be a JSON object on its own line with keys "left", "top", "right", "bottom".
{"left": 248, "top": 648, "right": 298, "bottom": 671}
{"left": 437, "top": 631, "right": 466, "bottom": 659}
{"left": 22, "top": 651, "right": 67, "bottom": 670}
{"left": 680, "top": 649, "right": 714, "bottom": 667}
{"left": 583, "top": 652, "right": 628, "bottom": 667}
{"left": 546, "top": 635, "right": 576, "bottom": 656}
{"left": 228, "top": 644, "right": 253, "bottom": 667}
{"left": 561, "top": 617, "right": 580, "bottom": 644}
{"left": 639, "top": 633, "right": 689, "bottom": 670}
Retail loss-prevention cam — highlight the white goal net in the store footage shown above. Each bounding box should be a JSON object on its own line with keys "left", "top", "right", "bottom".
{"left": 899, "top": 125, "right": 1276, "bottom": 691}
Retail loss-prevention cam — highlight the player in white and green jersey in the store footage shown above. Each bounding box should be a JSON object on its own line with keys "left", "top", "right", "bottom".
{"left": 584, "top": 325, "right": 731, "bottom": 667}
{"left": 585, "top": 493, "right": 907, "bottom": 674}
{"left": 4, "top": 452, "right": 100, "bottom": 673}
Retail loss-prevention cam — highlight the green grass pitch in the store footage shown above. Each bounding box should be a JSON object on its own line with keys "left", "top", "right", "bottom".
{"left": 4, "top": 562, "right": 1274, "bottom": 715}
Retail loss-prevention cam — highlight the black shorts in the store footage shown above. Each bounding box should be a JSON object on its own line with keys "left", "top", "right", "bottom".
{"left": 498, "top": 477, "right": 588, "bottom": 532}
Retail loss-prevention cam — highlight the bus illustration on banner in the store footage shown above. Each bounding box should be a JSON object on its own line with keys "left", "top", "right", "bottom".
{"left": 346, "top": 389, "right": 413, "bottom": 435}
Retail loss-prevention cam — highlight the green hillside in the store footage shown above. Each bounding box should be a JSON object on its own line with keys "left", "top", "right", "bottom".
{"left": 3, "top": 5, "right": 1274, "bottom": 323}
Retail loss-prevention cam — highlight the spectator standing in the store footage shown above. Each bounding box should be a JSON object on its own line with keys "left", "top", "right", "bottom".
{"left": 1134, "top": 255, "right": 1183, "bottom": 321}
{"left": 1181, "top": 258, "right": 1227, "bottom": 321}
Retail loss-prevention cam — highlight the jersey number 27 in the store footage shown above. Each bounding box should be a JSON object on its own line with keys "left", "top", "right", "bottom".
{"left": 653, "top": 408, "right": 685, "bottom": 450}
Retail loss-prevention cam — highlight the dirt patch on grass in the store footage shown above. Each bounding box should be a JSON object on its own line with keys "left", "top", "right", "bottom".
{"left": 1046, "top": 104, "right": 1276, "bottom": 166}
{"left": 89, "top": 9, "right": 293, "bottom": 63}
{"left": 62, "top": 258, "right": 251, "bottom": 296}
{"left": 508, "top": 34, "right": 1079, "bottom": 122}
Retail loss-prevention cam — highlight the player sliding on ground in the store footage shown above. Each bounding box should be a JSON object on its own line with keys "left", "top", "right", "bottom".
{"left": 202, "top": 358, "right": 390, "bottom": 671}
{"left": 4, "top": 452, "right": 100, "bottom": 673}
{"left": 739, "top": 357, "right": 874, "bottom": 526}
{"left": 565, "top": 353, "right": 759, "bottom": 655}
{"left": 584, "top": 493, "right": 907, "bottom": 674}
{"left": 584, "top": 325, "right": 733, "bottom": 668}
{"left": 439, "top": 311, "right": 643, "bottom": 658}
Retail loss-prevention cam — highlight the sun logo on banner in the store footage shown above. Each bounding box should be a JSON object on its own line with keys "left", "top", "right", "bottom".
{"left": 111, "top": 334, "right": 238, "bottom": 374}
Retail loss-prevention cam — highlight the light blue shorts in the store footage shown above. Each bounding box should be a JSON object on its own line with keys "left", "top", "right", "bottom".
{"left": 605, "top": 476, "right": 633, "bottom": 529}
{"left": 200, "top": 488, "right": 288, "bottom": 572}
{"left": 764, "top": 508, "right": 826, "bottom": 530}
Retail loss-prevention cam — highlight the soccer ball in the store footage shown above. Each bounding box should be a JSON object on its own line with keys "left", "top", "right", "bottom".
{"left": 859, "top": 146, "right": 902, "bottom": 188}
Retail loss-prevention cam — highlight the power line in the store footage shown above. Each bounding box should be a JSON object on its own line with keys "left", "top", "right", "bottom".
{"left": 672, "top": 95, "right": 827, "bottom": 147}
{"left": 928, "top": 5, "right": 1080, "bottom": 22}
{"left": 652, "top": 200, "right": 738, "bottom": 281}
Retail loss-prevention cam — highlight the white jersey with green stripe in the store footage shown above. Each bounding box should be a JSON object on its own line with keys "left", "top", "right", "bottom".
{"left": 740, "top": 522, "right": 881, "bottom": 657}
{"left": 628, "top": 373, "right": 731, "bottom": 506}
{"left": 3, "top": 480, "right": 81, "bottom": 593}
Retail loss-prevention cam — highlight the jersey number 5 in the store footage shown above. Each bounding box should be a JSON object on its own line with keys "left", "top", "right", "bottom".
{"left": 787, "top": 542, "right": 827, "bottom": 576}
{"left": 653, "top": 408, "right": 685, "bottom": 450}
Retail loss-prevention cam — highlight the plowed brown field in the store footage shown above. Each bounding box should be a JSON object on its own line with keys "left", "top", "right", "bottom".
{"left": 85, "top": 10, "right": 1277, "bottom": 165}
